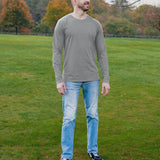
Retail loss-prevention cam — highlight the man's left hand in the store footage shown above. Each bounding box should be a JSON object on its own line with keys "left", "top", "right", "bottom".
{"left": 101, "top": 82, "right": 110, "bottom": 96}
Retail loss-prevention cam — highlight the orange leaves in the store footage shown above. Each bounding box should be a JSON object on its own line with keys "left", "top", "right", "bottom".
{"left": 132, "top": 5, "right": 160, "bottom": 30}
{"left": 43, "top": 0, "right": 72, "bottom": 29}
{"left": 0, "top": 0, "right": 34, "bottom": 33}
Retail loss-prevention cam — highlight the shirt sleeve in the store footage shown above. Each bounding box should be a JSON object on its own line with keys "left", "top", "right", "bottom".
{"left": 53, "top": 20, "right": 64, "bottom": 84}
{"left": 95, "top": 22, "right": 110, "bottom": 83}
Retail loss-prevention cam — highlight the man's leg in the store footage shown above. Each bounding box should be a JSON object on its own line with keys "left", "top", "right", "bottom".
{"left": 82, "top": 81, "right": 99, "bottom": 153}
{"left": 61, "top": 82, "right": 81, "bottom": 159}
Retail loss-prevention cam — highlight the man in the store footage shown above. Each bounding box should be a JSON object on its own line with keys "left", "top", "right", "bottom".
{"left": 53, "top": 0, "right": 110, "bottom": 159}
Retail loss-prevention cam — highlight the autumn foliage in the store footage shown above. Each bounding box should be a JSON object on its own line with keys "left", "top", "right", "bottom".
{"left": 0, "top": 0, "right": 34, "bottom": 34}
{"left": 0, "top": 0, "right": 159, "bottom": 36}
{"left": 43, "top": 0, "right": 72, "bottom": 30}
{"left": 132, "top": 5, "right": 160, "bottom": 32}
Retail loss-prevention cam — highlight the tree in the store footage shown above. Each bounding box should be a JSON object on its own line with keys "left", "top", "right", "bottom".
{"left": 35, "top": 0, "right": 47, "bottom": 23}
{"left": 111, "top": 0, "right": 141, "bottom": 11}
{"left": 92, "top": 0, "right": 109, "bottom": 15}
{"left": 0, "top": 0, "right": 3, "bottom": 31}
{"left": 0, "top": 0, "right": 3, "bottom": 12}
{"left": 0, "top": 0, "right": 34, "bottom": 34}
{"left": 43, "top": 0, "right": 72, "bottom": 31}
{"left": 25, "top": 0, "right": 50, "bottom": 23}
{"left": 132, "top": 5, "right": 160, "bottom": 32}
{"left": 111, "top": 0, "right": 128, "bottom": 7}
{"left": 105, "top": 18, "right": 136, "bottom": 35}
{"left": 65, "top": 0, "right": 73, "bottom": 8}
{"left": 144, "top": 26, "right": 159, "bottom": 36}
{"left": 88, "top": 0, "right": 111, "bottom": 28}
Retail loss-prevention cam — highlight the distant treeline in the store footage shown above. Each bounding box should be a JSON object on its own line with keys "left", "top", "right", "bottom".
{"left": 0, "top": 0, "right": 160, "bottom": 36}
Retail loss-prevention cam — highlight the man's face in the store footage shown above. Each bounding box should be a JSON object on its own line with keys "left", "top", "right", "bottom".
{"left": 76, "top": 0, "right": 90, "bottom": 12}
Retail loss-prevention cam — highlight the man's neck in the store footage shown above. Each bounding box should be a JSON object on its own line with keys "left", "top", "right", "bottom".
{"left": 71, "top": 8, "right": 87, "bottom": 20}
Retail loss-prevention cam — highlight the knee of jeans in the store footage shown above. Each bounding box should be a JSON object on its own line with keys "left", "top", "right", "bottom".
{"left": 63, "top": 117, "right": 76, "bottom": 126}
{"left": 87, "top": 104, "right": 98, "bottom": 120}
{"left": 63, "top": 110, "right": 76, "bottom": 126}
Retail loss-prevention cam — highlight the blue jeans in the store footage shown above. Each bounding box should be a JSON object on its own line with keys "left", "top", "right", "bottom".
{"left": 61, "top": 81, "right": 99, "bottom": 159}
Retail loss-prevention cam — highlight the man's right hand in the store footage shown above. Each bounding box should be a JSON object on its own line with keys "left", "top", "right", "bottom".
{"left": 57, "top": 82, "right": 67, "bottom": 95}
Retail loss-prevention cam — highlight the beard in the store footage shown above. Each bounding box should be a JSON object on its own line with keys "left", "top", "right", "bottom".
{"left": 78, "top": 1, "right": 90, "bottom": 12}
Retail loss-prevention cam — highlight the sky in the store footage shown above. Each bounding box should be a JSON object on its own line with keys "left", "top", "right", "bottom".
{"left": 105, "top": 0, "right": 160, "bottom": 7}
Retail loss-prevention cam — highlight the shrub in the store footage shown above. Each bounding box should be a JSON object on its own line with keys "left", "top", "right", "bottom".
{"left": 105, "top": 19, "right": 136, "bottom": 35}
{"left": 143, "top": 26, "right": 160, "bottom": 36}
{"left": 32, "top": 22, "right": 51, "bottom": 34}
{"left": 19, "top": 27, "right": 32, "bottom": 34}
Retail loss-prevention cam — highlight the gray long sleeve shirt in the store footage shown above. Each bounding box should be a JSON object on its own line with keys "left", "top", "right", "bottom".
{"left": 53, "top": 13, "right": 109, "bottom": 84}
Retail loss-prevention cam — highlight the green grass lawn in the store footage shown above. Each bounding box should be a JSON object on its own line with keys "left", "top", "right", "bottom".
{"left": 0, "top": 34, "right": 160, "bottom": 160}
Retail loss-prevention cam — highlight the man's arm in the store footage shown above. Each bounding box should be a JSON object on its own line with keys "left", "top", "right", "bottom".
{"left": 53, "top": 20, "right": 66, "bottom": 95}
{"left": 95, "top": 22, "right": 110, "bottom": 96}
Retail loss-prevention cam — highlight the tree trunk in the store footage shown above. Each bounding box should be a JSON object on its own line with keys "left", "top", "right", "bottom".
{"left": 16, "top": 27, "right": 18, "bottom": 35}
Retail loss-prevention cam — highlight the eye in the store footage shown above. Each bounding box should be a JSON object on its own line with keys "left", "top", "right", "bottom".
{"left": 84, "top": 1, "right": 89, "bottom": 5}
